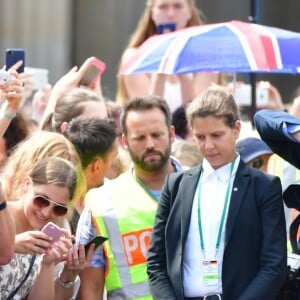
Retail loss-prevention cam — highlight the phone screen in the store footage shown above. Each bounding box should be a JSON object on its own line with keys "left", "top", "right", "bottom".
{"left": 6, "top": 49, "right": 25, "bottom": 73}
{"left": 84, "top": 236, "right": 108, "bottom": 252}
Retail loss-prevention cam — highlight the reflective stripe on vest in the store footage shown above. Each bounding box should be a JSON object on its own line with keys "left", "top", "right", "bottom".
{"left": 87, "top": 171, "right": 157, "bottom": 300}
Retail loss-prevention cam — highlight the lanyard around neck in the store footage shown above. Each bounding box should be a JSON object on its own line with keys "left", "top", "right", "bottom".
{"left": 197, "top": 160, "right": 235, "bottom": 257}
{"left": 132, "top": 170, "right": 159, "bottom": 202}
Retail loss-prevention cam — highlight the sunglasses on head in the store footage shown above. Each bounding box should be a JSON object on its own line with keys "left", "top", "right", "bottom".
{"left": 33, "top": 195, "right": 68, "bottom": 216}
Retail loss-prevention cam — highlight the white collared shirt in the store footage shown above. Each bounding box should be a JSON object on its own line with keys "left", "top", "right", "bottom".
{"left": 183, "top": 156, "right": 240, "bottom": 297}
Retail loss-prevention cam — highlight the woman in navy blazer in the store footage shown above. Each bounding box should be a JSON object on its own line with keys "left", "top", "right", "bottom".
{"left": 147, "top": 86, "right": 287, "bottom": 300}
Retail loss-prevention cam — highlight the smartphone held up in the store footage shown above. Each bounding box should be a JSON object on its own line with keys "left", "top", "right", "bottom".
{"left": 234, "top": 84, "right": 269, "bottom": 107}
{"left": 5, "top": 48, "right": 25, "bottom": 73}
{"left": 25, "top": 67, "right": 49, "bottom": 90}
{"left": 79, "top": 57, "right": 106, "bottom": 88}
{"left": 156, "top": 22, "right": 176, "bottom": 34}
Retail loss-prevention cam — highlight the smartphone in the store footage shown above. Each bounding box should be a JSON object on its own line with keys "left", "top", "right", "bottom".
{"left": 41, "top": 222, "right": 63, "bottom": 243}
{"left": 84, "top": 235, "right": 108, "bottom": 252}
{"left": 25, "top": 67, "right": 49, "bottom": 90}
{"left": 234, "top": 84, "right": 269, "bottom": 107}
{"left": 5, "top": 48, "right": 25, "bottom": 73}
{"left": 79, "top": 57, "right": 106, "bottom": 88}
{"left": 156, "top": 22, "right": 176, "bottom": 34}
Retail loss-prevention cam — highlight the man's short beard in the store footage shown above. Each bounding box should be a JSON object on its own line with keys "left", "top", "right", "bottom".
{"left": 128, "top": 146, "right": 171, "bottom": 172}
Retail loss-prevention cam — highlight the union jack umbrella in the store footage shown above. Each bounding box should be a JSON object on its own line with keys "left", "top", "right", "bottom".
{"left": 119, "top": 20, "right": 300, "bottom": 75}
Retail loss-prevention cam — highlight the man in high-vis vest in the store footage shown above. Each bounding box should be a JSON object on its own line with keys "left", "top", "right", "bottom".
{"left": 76, "top": 95, "right": 183, "bottom": 299}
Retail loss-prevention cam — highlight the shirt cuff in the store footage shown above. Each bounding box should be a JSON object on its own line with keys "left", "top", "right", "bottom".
{"left": 283, "top": 122, "right": 300, "bottom": 141}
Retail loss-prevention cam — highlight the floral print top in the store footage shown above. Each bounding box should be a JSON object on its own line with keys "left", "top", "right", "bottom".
{"left": 0, "top": 253, "right": 40, "bottom": 299}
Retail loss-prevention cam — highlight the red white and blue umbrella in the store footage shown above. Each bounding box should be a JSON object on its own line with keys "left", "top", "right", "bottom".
{"left": 120, "top": 20, "right": 300, "bottom": 75}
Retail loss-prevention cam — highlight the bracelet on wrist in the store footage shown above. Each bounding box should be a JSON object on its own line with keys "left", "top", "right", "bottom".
{"left": 56, "top": 269, "right": 79, "bottom": 289}
{"left": 0, "top": 201, "right": 7, "bottom": 211}
{"left": 0, "top": 101, "right": 16, "bottom": 120}
{"left": 1, "top": 110, "right": 16, "bottom": 120}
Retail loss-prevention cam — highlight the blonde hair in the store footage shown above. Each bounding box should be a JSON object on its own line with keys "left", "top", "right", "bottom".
{"left": 171, "top": 140, "right": 203, "bottom": 169}
{"left": 116, "top": 0, "right": 205, "bottom": 104}
{"left": 41, "top": 87, "right": 107, "bottom": 131}
{"left": 1, "top": 130, "right": 87, "bottom": 202}
{"left": 129, "top": 0, "right": 204, "bottom": 49}
{"left": 30, "top": 156, "right": 77, "bottom": 203}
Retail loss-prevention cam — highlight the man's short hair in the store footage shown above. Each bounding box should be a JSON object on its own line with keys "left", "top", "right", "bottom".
{"left": 65, "top": 116, "right": 117, "bottom": 169}
{"left": 120, "top": 95, "right": 172, "bottom": 135}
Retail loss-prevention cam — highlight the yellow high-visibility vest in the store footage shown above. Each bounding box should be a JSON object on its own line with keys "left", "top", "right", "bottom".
{"left": 86, "top": 171, "right": 157, "bottom": 300}
{"left": 267, "top": 154, "right": 300, "bottom": 189}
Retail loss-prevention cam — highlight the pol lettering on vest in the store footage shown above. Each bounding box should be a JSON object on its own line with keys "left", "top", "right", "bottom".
{"left": 122, "top": 228, "right": 152, "bottom": 266}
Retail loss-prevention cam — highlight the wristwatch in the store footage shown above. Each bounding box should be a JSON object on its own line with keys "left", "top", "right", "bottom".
{"left": 56, "top": 269, "right": 79, "bottom": 289}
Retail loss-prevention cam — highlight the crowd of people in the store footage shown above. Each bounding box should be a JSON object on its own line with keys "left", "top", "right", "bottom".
{"left": 1, "top": 0, "right": 300, "bottom": 299}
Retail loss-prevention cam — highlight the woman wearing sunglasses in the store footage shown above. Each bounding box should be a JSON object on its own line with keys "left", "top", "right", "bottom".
{"left": 0, "top": 156, "right": 79, "bottom": 299}
{"left": 0, "top": 128, "right": 98, "bottom": 299}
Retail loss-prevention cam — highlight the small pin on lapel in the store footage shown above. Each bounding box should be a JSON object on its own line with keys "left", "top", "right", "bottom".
{"left": 233, "top": 187, "right": 238, "bottom": 192}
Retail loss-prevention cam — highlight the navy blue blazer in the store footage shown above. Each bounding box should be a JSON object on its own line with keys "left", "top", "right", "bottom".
{"left": 147, "top": 160, "right": 287, "bottom": 300}
{"left": 254, "top": 109, "right": 300, "bottom": 169}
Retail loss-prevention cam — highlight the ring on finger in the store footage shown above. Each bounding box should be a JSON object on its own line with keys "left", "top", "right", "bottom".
{"left": 73, "top": 261, "right": 80, "bottom": 266}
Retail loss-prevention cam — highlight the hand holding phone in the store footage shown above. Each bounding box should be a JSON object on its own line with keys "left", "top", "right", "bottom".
{"left": 41, "top": 222, "right": 63, "bottom": 243}
{"left": 79, "top": 57, "right": 106, "bottom": 88}
{"left": 5, "top": 48, "right": 25, "bottom": 73}
{"left": 84, "top": 235, "right": 108, "bottom": 252}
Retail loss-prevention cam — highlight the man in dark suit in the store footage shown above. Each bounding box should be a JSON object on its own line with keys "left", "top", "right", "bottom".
{"left": 254, "top": 109, "right": 300, "bottom": 169}
{"left": 147, "top": 86, "right": 287, "bottom": 300}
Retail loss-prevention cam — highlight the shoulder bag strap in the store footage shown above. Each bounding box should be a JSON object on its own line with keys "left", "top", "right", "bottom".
{"left": 7, "top": 255, "right": 37, "bottom": 300}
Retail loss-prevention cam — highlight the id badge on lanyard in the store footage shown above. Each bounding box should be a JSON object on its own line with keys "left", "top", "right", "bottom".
{"left": 203, "top": 260, "right": 219, "bottom": 285}
{"left": 198, "top": 160, "right": 235, "bottom": 287}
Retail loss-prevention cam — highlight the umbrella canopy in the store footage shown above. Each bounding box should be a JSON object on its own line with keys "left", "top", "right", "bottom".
{"left": 120, "top": 20, "right": 300, "bottom": 75}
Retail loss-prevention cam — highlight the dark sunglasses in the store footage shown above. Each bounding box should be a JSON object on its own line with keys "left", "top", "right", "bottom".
{"left": 33, "top": 195, "right": 68, "bottom": 216}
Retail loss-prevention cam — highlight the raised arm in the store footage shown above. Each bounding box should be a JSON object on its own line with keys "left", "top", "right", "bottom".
{"left": 0, "top": 183, "right": 15, "bottom": 264}
{"left": 254, "top": 109, "right": 300, "bottom": 168}
{"left": 0, "top": 70, "right": 23, "bottom": 137}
